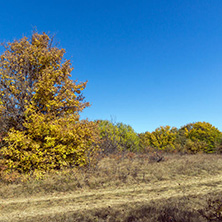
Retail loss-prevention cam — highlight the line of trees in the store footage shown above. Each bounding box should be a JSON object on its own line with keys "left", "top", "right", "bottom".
{"left": 139, "top": 122, "right": 222, "bottom": 153}
{"left": 96, "top": 120, "right": 222, "bottom": 154}
{"left": 0, "top": 32, "right": 221, "bottom": 175}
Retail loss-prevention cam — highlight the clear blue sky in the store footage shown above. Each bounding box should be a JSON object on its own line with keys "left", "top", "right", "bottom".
{"left": 0, "top": 0, "right": 222, "bottom": 133}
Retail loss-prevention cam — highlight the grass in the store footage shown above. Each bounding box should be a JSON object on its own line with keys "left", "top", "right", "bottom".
{"left": 0, "top": 152, "right": 222, "bottom": 221}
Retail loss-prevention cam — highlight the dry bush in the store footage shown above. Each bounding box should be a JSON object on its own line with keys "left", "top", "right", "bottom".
{"left": 148, "top": 151, "right": 165, "bottom": 163}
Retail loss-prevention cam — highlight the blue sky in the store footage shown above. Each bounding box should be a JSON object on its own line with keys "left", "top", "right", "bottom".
{"left": 0, "top": 0, "right": 222, "bottom": 133}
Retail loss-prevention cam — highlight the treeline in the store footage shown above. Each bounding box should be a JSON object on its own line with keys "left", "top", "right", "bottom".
{"left": 0, "top": 32, "right": 221, "bottom": 176}
{"left": 97, "top": 120, "right": 222, "bottom": 154}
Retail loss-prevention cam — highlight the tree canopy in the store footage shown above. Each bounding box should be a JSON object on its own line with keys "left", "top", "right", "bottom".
{"left": 97, "top": 120, "right": 140, "bottom": 153}
{"left": 0, "top": 32, "right": 89, "bottom": 133}
{"left": 0, "top": 32, "right": 99, "bottom": 173}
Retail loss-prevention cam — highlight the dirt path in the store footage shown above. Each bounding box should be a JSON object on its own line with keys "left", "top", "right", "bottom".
{"left": 1, "top": 174, "right": 222, "bottom": 221}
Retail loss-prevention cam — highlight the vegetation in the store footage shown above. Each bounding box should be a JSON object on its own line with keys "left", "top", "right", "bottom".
{"left": 97, "top": 120, "right": 140, "bottom": 153}
{"left": 1, "top": 153, "right": 222, "bottom": 221}
{"left": 177, "top": 121, "right": 222, "bottom": 153}
{"left": 140, "top": 122, "right": 222, "bottom": 154}
{"left": 0, "top": 32, "right": 99, "bottom": 174}
{"left": 139, "top": 125, "right": 177, "bottom": 151}
{"left": 0, "top": 32, "right": 222, "bottom": 221}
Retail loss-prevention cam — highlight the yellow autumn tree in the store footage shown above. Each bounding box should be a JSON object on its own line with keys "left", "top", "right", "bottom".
{"left": 178, "top": 122, "right": 222, "bottom": 153}
{"left": 140, "top": 126, "right": 177, "bottom": 150}
{"left": 0, "top": 32, "right": 99, "bottom": 173}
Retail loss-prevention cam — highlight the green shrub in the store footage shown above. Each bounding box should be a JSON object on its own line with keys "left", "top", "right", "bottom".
{"left": 97, "top": 120, "right": 140, "bottom": 153}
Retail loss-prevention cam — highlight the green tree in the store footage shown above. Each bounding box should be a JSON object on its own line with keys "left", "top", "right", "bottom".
{"left": 97, "top": 120, "right": 140, "bottom": 153}
{"left": 0, "top": 32, "right": 99, "bottom": 173}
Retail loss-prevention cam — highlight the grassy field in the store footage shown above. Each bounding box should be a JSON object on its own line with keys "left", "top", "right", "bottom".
{"left": 0, "top": 153, "right": 222, "bottom": 221}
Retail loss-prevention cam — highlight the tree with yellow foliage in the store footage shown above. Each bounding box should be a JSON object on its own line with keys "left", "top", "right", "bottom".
{"left": 140, "top": 126, "right": 177, "bottom": 150}
{"left": 178, "top": 122, "right": 222, "bottom": 153}
{"left": 0, "top": 32, "right": 99, "bottom": 173}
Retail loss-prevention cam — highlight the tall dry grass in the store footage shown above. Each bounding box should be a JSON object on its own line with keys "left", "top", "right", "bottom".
{"left": 1, "top": 152, "right": 222, "bottom": 198}
{"left": 1, "top": 152, "right": 222, "bottom": 221}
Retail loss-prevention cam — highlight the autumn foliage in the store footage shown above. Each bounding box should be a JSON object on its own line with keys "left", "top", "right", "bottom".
{"left": 139, "top": 126, "right": 177, "bottom": 151}
{"left": 177, "top": 122, "right": 222, "bottom": 153}
{"left": 97, "top": 120, "right": 140, "bottom": 153}
{"left": 0, "top": 32, "right": 99, "bottom": 173}
{"left": 140, "top": 122, "right": 222, "bottom": 154}
{"left": 0, "top": 32, "right": 222, "bottom": 177}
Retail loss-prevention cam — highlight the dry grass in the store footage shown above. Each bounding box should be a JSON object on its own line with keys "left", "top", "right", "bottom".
{"left": 0, "top": 153, "right": 222, "bottom": 221}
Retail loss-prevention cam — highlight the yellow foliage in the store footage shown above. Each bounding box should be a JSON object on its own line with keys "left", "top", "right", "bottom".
{"left": 179, "top": 122, "right": 222, "bottom": 153}
{"left": 0, "top": 32, "right": 99, "bottom": 173}
{"left": 141, "top": 126, "right": 177, "bottom": 150}
{"left": 0, "top": 32, "right": 89, "bottom": 132}
{"left": 2, "top": 112, "right": 99, "bottom": 173}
